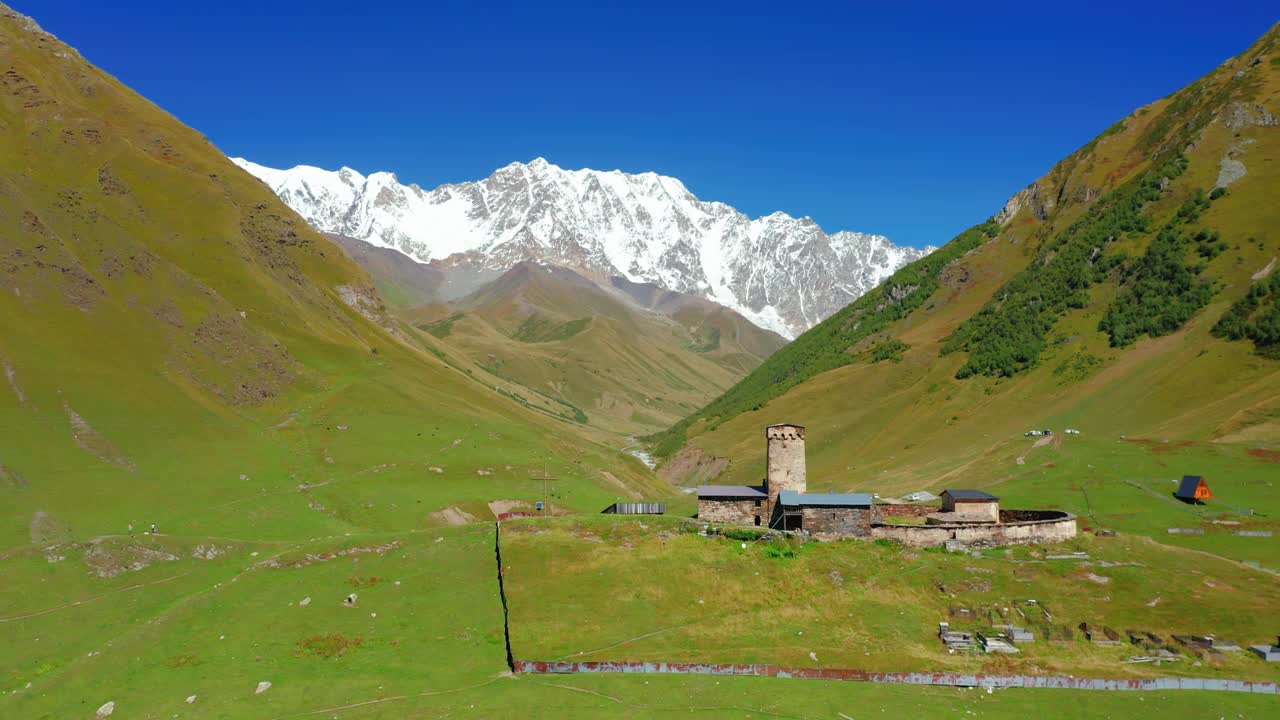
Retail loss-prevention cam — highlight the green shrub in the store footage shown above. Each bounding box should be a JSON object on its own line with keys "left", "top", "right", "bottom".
{"left": 869, "top": 338, "right": 909, "bottom": 363}
{"left": 1053, "top": 352, "right": 1103, "bottom": 384}
{"left": 420, "top": 313, "right": 465, "bottom": 338}
{"left": 721, "top": 527, "right": 766, "bottom": 542}
{"left": 945, "top": 155, "right": 1189, "bottom": 378}
{"left": 764, "top": 539, "right": 797, "bottom": 559}
{"left": 1212, "top": 272, "right": 1280, "bottom": 358}
{"left": 1100, "top": 199, "right": 1220, "bottom": 347}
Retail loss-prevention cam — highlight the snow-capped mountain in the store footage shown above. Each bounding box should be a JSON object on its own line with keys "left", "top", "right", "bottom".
{"left": 231, "top": 157, "right": 933, "bottom": 338}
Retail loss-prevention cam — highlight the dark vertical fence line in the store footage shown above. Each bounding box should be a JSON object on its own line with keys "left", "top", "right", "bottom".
{"left": 494, "top": 521, "right": 515, "bottom": 672}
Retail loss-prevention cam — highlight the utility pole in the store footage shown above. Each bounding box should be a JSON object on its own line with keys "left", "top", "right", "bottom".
{"left": 529, "top": 461, "right": 560, "bottom": 512}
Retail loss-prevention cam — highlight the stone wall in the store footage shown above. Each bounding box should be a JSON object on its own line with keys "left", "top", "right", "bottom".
{"left": 698, "top": 498, "right": 765, "bottom": 526}
{"left": 802, "top": 507, "right": 872, "bottom": 540}
{"left": 871, "top": 511, "right": 1077, "bottom": 548}
{"left": 874, "top": 504, "right": 935, "bottom": 521}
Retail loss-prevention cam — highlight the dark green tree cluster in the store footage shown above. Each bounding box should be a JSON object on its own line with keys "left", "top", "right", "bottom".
{"left": 944, "top": 154, "right": 1189, "bottom": 378}
{"left": 647, "top": 219, "right": 1002, "bottom": 457}
{"left": 1212, "top": 272, "right": 1280, "bottom": 359}
{"left": 869, "top": 338, "right": 909, "bottom": 363}
{"left": 1194, "top": 228, "right": 1228, "bottom": 260}
{"left": 1098, "top": 221, "right": 1218, "bottom": 347}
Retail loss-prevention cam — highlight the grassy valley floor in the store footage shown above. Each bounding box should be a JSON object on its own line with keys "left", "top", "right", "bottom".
{"left": 502, "top": 517, "right": 1280, "bottom": 682}
{"left": 4, "top": 518, "right": 1278, "bottom": 719}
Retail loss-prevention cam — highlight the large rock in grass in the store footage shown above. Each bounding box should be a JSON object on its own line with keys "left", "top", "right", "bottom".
{"left": 95, "top": 701, "right": 115, "bottom": 718}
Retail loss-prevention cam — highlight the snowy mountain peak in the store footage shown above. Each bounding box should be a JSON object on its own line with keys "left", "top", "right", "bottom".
{"left": 231, "top": 156, "right": 934, "bottom": 338}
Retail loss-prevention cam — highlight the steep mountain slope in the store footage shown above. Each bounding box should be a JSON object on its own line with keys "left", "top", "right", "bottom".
{"left": 655, "top": 24, "right": 1280, "bottom": 506}
{"left": 410, "top": 262, "right": 786, "bottom": 435}
{"left": 233, "top": 156, "right": 933, "bottom": 338}
{"left": 0, "top": 4, "right": 667, "bottom": 561}
{"left": 324, "top": 232, "right": 448, "bottom": 308}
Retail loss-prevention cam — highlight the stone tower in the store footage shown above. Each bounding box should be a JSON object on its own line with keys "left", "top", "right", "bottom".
{"left": 765, "top": 423, "right": 806, "bottom": 507}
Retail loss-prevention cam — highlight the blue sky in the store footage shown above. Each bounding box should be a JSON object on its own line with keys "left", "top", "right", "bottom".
{"left": 24, "top": 1, "right": 1278, "bottom": 248}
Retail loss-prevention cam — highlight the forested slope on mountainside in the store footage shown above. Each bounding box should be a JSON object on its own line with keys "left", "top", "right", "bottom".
{"left": 653, "top": 23, "right": 1280, "bottom": 463}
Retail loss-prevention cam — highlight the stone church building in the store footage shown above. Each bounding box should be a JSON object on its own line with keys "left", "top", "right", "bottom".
{"left": 696, "top": 424, "right": 873, "bottom": 535}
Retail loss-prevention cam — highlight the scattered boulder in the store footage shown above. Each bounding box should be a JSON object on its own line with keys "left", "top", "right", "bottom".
{"left": 85, "top": 540, "right": 179, "bottom": 578}
{"left": 1219, "top": 101, "right": 1278, "bottom": 130}
{"left": 344, "top": 593, "right": 358, "bottom": 606}
{"left": 185, "top": 695, "right": 197, "bottom": 704}
{"left": 299, "top": 596, "right": 311, "bottom": 606}
{"left": 255, "top": 681, "right": 272, "bottom": 695}
{"left": 191, "top": 544, "right": 227, "bottom": 560}
{"left": 96, "top": 701, "right": 115, "bottom": 718}
{"left": 1085, "top": 573, "right": 1111, "bottom": 585}
{"left": 428, "top": 466, "right": 444, "bottom": 474}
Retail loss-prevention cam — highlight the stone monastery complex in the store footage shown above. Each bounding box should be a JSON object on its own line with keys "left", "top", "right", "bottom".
{"left": 697, "top": 424, "right": 1077, "bottom": 547}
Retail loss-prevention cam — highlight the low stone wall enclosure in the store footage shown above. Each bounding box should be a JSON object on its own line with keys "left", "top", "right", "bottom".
{"left": 871, "top": 509, "right": 1077, "bottom": 548}
{"left": 513, "top": 660, "right": 1278, "bottom": 694}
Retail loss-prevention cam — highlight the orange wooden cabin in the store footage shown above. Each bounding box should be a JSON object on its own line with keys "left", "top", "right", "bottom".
{"left": 1175, "top": 475, "right": 1213, "bottom": 503}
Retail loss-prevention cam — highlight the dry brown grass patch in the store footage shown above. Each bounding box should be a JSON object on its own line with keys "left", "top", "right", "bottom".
{"left": 1246, "top": 447, "right": 1280, "bottom": 463}
{"left": 296, "top": 633, "right": 365, "bottom": 659}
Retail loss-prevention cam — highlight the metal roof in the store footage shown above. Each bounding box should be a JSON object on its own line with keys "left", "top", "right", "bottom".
{"left": 766, "top": 423, "right": 805, "bottom": 429}
{"left": 778, "top": 490, "right": 872, "bottom": 507}
{"left": 1176, "top": 475, "right": 1205, "bottom": 499}
{"left": 697, "top": 485, "right": 767, "bottom": 499}
{"left": 944, "top": 489, "right": 999, "bottom": 501}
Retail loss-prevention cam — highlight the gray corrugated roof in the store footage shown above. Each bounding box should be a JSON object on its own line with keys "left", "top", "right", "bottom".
{"left": 779, "top": 490, "right": 872, "bottom": 507}
{"left": 697, "top": 485, "right": 767, "bottom": 498}
{"left": 767, "top": 423, "right": 805, "bottom": 429}
{"left": 944, "top": 489, "right": 999, "bottom": 501}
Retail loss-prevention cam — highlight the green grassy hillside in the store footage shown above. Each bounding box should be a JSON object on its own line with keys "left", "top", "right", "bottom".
{"left": 4, "top": 4, "right": 1279, "bottom": 717}
{"left": 653, "top": 26, "right": 1280, "bottom": 512}
{"left": 0, "top": 3, "right": 671, "bottom": 568}
{"left": 407, "top": 262, "right": 786, "bottom": 435}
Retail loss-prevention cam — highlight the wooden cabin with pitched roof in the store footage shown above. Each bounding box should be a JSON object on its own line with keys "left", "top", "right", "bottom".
{"left": 1175, "top": 475, "right": 1213, "bottom": 504}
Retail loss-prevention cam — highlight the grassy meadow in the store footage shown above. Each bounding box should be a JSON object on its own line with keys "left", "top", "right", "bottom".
{"left": 503, "top": 517, "right": 1280, "bottom": 680}
{"left": 5, "top": 518, "right": 1279, "bottom": 720}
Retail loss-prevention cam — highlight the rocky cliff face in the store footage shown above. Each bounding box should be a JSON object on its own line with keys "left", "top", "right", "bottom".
{"left": 233, "top": 157, "right": 932, "bottom": 338}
